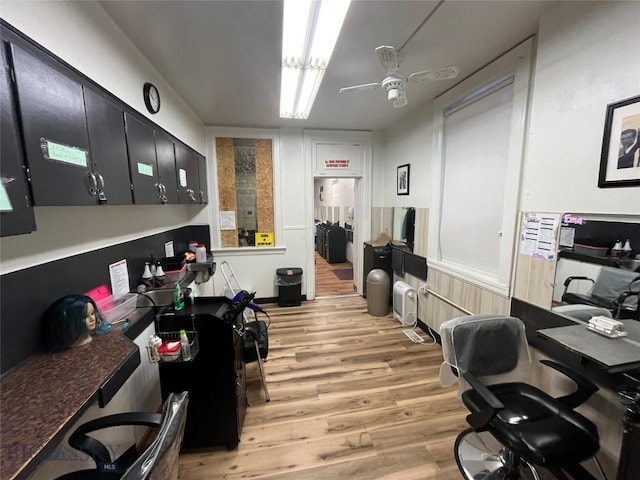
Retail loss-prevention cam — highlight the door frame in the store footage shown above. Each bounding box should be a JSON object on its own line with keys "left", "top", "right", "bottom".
{"left": 304, "top": 130, "right": 372, "bottom": 300}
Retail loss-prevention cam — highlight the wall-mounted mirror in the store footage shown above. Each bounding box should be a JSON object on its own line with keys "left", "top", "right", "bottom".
{"left": 392, "top": 207, "right": 415, "bottom": 252}
{"left": 551, "top": 213, "right": 640, "bottom": 320}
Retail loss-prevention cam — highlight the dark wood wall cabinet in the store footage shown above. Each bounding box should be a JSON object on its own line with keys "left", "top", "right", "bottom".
{"left": 1, "top": 42, "right": 36, "bottom": 236}
{"left": 0, "top": 20, "right": 208, "bottom": 236}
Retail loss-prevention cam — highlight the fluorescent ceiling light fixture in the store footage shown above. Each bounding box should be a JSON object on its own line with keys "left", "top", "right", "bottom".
{"left": 280, "top": 0, "right": 351, "bottom": 119}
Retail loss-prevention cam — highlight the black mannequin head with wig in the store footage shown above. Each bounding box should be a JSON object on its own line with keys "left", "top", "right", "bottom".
{"left": 43, "top": 294, "right": 102, "bottom": 352}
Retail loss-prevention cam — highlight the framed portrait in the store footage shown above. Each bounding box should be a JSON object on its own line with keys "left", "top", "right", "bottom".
{"left": 397, "top": 163, "right": 410, "bottom": 195}
{"left": 598, "top": 95, "right": 640, "bottom": 188}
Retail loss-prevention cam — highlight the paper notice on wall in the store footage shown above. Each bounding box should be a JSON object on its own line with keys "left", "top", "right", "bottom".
{"left": 109, "top": 259, "right": 130, "bottom": 297}
{"left": 219, "top": 211, "right": 236, "bottom": 230}
{"left": 165, "top": 241, "right": 175, "bottom": 257}
{"left": 519, "top": 213, "right": 560, "bottom": 260}
{"left": 559, "top": 227, "right": 575, "bottom": 248}
{"left": 324, "top": 159, "right": 350, "bottom": 168}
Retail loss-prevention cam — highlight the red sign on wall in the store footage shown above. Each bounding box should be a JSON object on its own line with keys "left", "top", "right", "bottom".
{"left": 324, "top": 159, "right": 350, "bottom": 168}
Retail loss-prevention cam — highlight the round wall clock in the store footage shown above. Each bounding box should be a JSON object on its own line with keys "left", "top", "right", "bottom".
{"left": 143, "top": 82, "right": 160, "bottom": 114}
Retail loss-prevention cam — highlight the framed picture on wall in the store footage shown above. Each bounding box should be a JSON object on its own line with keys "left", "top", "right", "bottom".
{"left": 598, "top": 94, "right": 640, "bottom": 188}
{"left": 397, "top": 164, "right": 410, "bottom": 195}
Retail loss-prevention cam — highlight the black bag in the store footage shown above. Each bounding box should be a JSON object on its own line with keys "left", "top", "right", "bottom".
{"left": 244, "top": 321, "right": 269, "bottom": 362}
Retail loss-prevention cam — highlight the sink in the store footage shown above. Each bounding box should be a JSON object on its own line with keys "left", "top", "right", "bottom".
{"left": 137, "top": 288, "right": 176, "bottom": 307}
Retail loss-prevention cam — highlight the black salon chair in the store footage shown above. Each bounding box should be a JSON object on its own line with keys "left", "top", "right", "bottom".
{"left": 440, "top": 315, "right": 603, "bottom": 480}
{"left": 56, "top": 391, "right": 188, "bottom": 480}
{"left": 562, "top": 266, "right": 639, "bottom": 320}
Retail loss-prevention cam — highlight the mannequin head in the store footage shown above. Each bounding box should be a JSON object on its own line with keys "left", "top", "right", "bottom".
{"left": 43, "top": 295, "right": 103, "bottom": 352}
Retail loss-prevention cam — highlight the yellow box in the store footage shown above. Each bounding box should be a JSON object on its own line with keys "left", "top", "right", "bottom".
{"left": 255, "top": 232, "right": 274, "bottom": 247}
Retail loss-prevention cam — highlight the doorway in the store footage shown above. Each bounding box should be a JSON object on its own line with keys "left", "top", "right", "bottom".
{"left": 313, "top": 177, "right": 357, "bottom": 297}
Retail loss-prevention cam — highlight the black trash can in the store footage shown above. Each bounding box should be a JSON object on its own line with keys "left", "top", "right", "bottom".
{"left": 276, "top": 268, "right": 303, "bottom": 307}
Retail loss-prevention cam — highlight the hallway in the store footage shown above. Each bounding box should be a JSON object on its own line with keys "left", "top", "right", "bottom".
{"left": 314, "top": 251, "right": 356, "bottom": 297}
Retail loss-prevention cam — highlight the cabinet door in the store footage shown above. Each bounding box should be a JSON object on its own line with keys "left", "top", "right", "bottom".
{"left": 125, "top": 113, "right": 161, "bottom": 205}
{"left": 175, "top": 142, "right": 199, "bottom": 204}
{"left": 197, "top": 153, "right": 208, "bottom": 204}
{"left": 154, "top": 131, "right": 178, "bottom": 205}
{"left": 83, "top": 87, "right": 132, "bottom": 205}
{"left": 1, "top": 43, "right": 35, "bottom": 236}
{"left": 10, "top": 43, "right": 94, "bottom": 206}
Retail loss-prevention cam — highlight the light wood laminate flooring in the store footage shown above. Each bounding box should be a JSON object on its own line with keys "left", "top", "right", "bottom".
{"left": 179, "top": 296, "right": 468, "bottom": 479}
{"left": 314, "top": 252, "right": 356, "bottom": 297}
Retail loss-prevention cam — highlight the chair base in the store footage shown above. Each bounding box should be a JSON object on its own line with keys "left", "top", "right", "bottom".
{"left": 455, "top": 429, "right": 541, "bottom": 480}
{"left": 454, "top": 429, "right": 604, "bottom": 480}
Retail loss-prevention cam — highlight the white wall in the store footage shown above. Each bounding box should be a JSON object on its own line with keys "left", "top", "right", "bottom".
{"left": 314, "top": 178, "right": 354, "bottom": 224}
{"left": 522, "top": 1, "right": 640, "bottom": 213}
{"left": 0, "top": 2, "right": 209, "bottom": 274}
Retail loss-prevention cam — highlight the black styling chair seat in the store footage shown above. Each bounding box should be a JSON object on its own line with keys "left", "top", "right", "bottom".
{"left": 440, "top": 315, "right": 603, "bottom": 480}
{"left": 462, "top": 381, "right": 599, "bottom": 468}
{"left": 55, "top": 391, "right": 188, "bottom": 480}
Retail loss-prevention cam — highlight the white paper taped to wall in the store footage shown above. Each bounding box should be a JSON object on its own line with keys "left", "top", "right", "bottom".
{"left": 519, "top": 213, "right": 559, "bottom": 260}
{"left": 220, "top": 211, "right": 236, "bottom": 230}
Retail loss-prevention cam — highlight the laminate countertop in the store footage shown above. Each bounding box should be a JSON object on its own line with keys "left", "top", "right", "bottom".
{"left": 0, "top": 307, "right": 152, "bottom": 480}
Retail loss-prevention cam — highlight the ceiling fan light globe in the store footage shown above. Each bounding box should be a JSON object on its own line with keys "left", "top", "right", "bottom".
{"left": 388, "top": 88, "right": 399, "bottom": 101}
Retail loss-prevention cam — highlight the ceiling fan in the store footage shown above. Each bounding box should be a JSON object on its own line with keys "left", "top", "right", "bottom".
{"left": 339, "top": 45, "right": 460, "bottom": 108}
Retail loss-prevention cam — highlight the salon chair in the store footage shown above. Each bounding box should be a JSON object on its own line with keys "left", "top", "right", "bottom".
{"left": 440, "top": 315, "right": 603, "bottom": 480}
{"left": 562, "top": 266, "right": 640, "bottom": 320}
{"left": 55, "top": 391, "right": 188, "bottom": 480}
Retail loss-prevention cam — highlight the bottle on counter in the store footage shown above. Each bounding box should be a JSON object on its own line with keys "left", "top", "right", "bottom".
{"left": 622, "top": 239, "right": 632, "bottom": 258}
{"left": 195, "top": 244, "right": 207, "bottom": 263}
{"left": 188, "top": 240, "right": 199, "bottom": 253}
{"left": 173, "top": 282, "right": 185, "bottom": 310}
{"left": 142, "top": 262, "right": 153, "bottom": 287}
{"left": 612, "top": 239, "right": 622, "bottom": 257}
{"left": 148, "top": 334, "right": 162, "bottom": 362}
{"left": 180, "top": 329, "right": 191, "bottom": 361}
{"left": 154, "top": 262, "right": 165, "bottom": 287}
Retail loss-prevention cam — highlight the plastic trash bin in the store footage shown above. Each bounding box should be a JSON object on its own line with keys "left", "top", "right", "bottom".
{"left": 366, "top": 269, "right": 390, "bottom": 316}
{"left": 276, "top": 268, "right": 303, "bottom": 307}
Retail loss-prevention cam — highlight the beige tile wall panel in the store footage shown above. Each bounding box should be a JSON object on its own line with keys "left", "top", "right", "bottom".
{"left": 255, "top": 139, "right": 274, "bottom": 234}
{"left": 412, "top": 268, "right": 509, "bottom": 332}
{"left": 216, "top": 137, "right": 238, "bottom": 248}
{"left": 413, "top": 208, "right": 429, "bottom": 258}
{"left": 512, "top": 212, "right": 559, "bottom": 309}
{"left": 370, "top": 207, "right": 393, "bottom": 240}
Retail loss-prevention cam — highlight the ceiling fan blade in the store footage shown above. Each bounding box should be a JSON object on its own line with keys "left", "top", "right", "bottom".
{"left": 408, "top": 65, "right": 460, "bottom": 83}
{"left": 339, "top": 82, "right": 382, "bottom": 94}
{"left": 392, "top": 90, "right": 408, "bottom": 108}
{"left": 375, "top": 45, "right": 399, "bottom": 74}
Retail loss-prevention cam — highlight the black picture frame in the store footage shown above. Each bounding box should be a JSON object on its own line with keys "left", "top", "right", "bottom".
{"left": 598, "top": 95, "right": 640, "bottom": 188}
{"left": 397, "top": 163, "right": 410, "bottom": 195}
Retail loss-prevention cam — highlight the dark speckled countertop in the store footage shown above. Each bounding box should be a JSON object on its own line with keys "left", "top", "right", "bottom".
{"left": 0, "top": 307, "right": 153, "bottom": 480}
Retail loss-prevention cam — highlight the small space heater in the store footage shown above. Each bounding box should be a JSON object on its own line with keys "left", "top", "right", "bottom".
{"left": 393, "top": 281, "right": 417, "bottom": 326}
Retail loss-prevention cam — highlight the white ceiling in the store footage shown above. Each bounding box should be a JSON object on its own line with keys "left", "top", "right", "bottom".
{"left": 99, "top": 0, "right": 555, "bottom": 131}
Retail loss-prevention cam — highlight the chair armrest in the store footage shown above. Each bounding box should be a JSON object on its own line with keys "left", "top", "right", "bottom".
{"left": 68, "top": 412, "right": 162, "bottom": 467}
{"left": 562, "top": 276, "right": 594, "bottom": 294}
{"left": 462, "top": 372, "right": 504, "bottom": 430}
{"left": 540, "top": 359, "right": 598, "bottom": 409}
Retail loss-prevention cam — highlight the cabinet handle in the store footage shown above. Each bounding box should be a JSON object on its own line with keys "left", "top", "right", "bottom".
{"left": 87, "top": 172, "right": 98, "bottom": 196}
{"left": 199, "top": 191, "right": 204, "bottom": 202}
{"left": 96, "top": 172, "right": 105, "bottom": 191}
{"left": 187, "top": 188, "right": 197, "bottom": 203}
